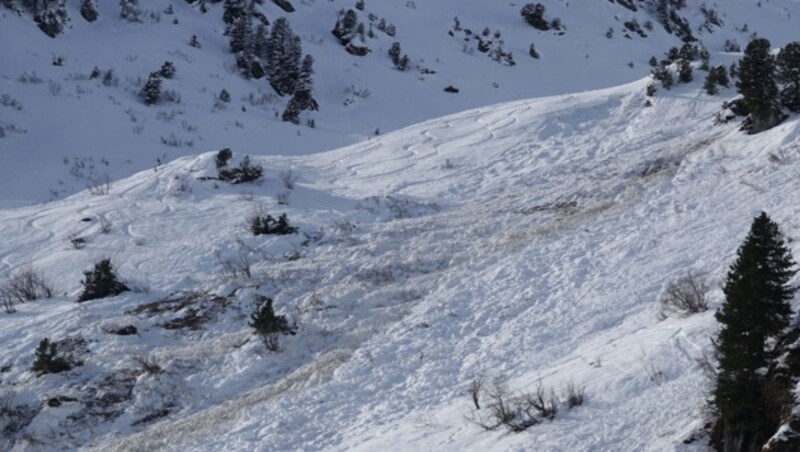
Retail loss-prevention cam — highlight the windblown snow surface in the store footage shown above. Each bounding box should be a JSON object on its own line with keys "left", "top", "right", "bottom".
{"left": 2, "top": 67, "right": 800, "bottom": 450}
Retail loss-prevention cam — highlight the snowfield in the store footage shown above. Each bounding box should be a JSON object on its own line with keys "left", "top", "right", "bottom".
{"left": 1, "top": 69, "right": 800, "bottom": 450}
{"left": 4, "top": 0, "right": 800, "bottom": 450}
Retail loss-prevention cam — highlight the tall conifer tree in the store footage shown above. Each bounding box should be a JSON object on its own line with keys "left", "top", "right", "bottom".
{"left": 713, "top": 212, "right": 796, "bottom": 450}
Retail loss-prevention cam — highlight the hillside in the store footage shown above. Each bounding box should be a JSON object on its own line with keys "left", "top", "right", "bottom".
{"left": 3, "top": 1, "right": 800, "bottom": 451}
{"left": 0, "top": 68, "right": 799, "bottom": 449}
{"left": 2, "top": 0, "right": 800, "bottom": 204}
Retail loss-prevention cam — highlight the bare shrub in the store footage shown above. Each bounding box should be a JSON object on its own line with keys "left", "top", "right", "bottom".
{"left": 18, "top": 72, "right": 43, "bottom": 84}
{"left": 215, "top": 249, "right": 251, "bottom": 280}
{"left": 133, "top": 355, "right": 163, "bottom": 375}
{"left": 0, "top": 268, "right": 53, "bottom": 310}
{"left": 99, "top": 217, "right": 113, "bottom": 234}
{"left": 48, "top": 80, "right": 62, "bottom": 96}
{"left": 562, "top": 380, "right": 585, "bottom": 408}
{"left": 658, "top": 271, "right": 709, "bottom": 319}
{"left": 695, "top": 348, "right": 718, "bottom": 383}
{"left": 467, "top": 379, "right": 569, "bottom": 433}
{"left": 642, "top": 355, "right": 665, "bottom": 384}
{"left": 276, "top": 190, "right": 291, "bottom": 205}
{"left": 2, "top": 294, "right": 15, "bottom": 314}
{"left": 280, "top": 169, "right": 298, "bottom": 189}
{"left": 467, "top": 376, "right": 484, "bottom": 409}
{"left": 0, "top": 94, "right": 23, "bottom": 111}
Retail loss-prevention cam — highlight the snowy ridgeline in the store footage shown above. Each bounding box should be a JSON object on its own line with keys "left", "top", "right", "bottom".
{"left": 2, "top": 0, "right": 800, "bottom": 203}
{"left": 1, "top": 70, "right": 800, "bottom": 450}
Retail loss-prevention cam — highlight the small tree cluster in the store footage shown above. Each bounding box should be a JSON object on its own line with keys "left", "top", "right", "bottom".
{"left": 31, "top": 338, "right": 72, "bottom": 376}
{"left": 651, "top": 65, "right": 674, "bottom": 90}
{"left": 248, "top": 209, "right": 298, "bottom": 235}
{"left": 331, "top": 9, "right": 360, "bottom": 45}
{"left": 388, "top": 42, "right": 409, "bottom": 71}
{"left": 249, "top": 296, "right": 296, "bottom": 351}
{"left": 736, "top": 38, "right": 785, "bottom": 133}
{"left": 77, "top": 258, "right": 129, "bottom": 302}
{"left": 520, "top": 3, "right": 555, "bottom": 31}
{"left": 218, "top": 155, "right": 263, "bottom": 184}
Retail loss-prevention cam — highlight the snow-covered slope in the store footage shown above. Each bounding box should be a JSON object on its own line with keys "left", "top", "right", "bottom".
{"left": 2, "top": 0, "right": 800, "bottom": 204}
{"left": 2, "top": 65, "right": 800, "bottom": 450}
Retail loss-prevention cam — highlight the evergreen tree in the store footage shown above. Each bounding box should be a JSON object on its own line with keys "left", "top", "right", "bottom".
{"left": 713, "top": 65, "right": 730, "bottom": 88}
{"left": 677, "top": 59, "right": 693, "bottom": 83}
{"left": 228, "top": 14, "right": 251, "bottom": 54}
{"left": 31, "top": 338, "right": 71, "bottom": 376}
{"left": 713, "top": 212, "right": 797, "bottom": 450}
{"left": 159, "top": 61, "right": 176, "bottom": 79}
{"left": 222, "top": 0, "right": 246, "bottom": 25}
{"left": 80, "top": 0, "right": 98, "bottom": 22}
{"left": 282, "top": 55, "right": 318, "bottom": 123}
{"left": 652, "top": 65, "right": 673, "bottom": 89}
{"left": 703, "top": 71, "right": 718, "bottom": 95}
{"left": 736, "top": 38, "right": 781, "bottom": 132}
{"left": 252, "top": 23, "right": 269, "bottom": 62}
{"left": 139, "top": 72, "right": 161, "bottom": 106}
{"left": 119, "top": 0, "right": 141, "bottom": 23}
{"left": 267, "top": 18, "right": 302, "bottom": 95}
{"left": 249, "top": 296, "right": 295, "bottom": 351}
{"left": 77, "top": 258, "right": 130, "bottom": 302}
{"left": 520, "top": 3, "right": 549, "bottom": 31}
{"left": 776, "top": 41, "right": 800, "bottom": 111}
{"left": 332, "top": 9, "right": 359, "bottom": 44}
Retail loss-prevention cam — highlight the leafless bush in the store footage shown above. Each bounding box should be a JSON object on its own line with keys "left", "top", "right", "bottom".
{"left": 258, "top": 332, "right": 282, "bottom": 352}
{"left": 215, "top": 249, "right": 251, "bottom": 280}
{"left": 67, "top": 233, "right": 86, "bottom": 249}
{"left": 695, "top": 348, "right": 718, "bottom": 383}
{"left": 2, "top": 294, "right": 15, "bottom": 314}
{"left": 48, "top": 80, "right": 62, "bottom": 96}
{"left": 133, "top": 355, "right": 163, "bottom": 375}
{"left": 0, "top": 94, "right": 23, "bottom": 111}
{"left": 162, "top": 89, "right": 181, "bottom": 104}
{"left": 280, "top": 169, "right": 298, "bottom": 189}
{"left": 0, "top": 268, "right": 53, "bottom": 312}
{"left": 18, "top": 72, "right": 43, "bottom": 84}
{"left": 87, "top": 174, "right": 111, "bottom": 196}
{"left": 658, "top": 271, "right": 709, "bottom": 319}
{"left": 562, "top": 380, "right": 585, "bottom": 408}
{"left": 643, "top": 356, "right": 665, "bottom": 384}
{"left": 467, "top": 379, "right": 569, "bottom": 433}
{"left": 276, "top": 190, "right": 291, "bottom": 205}
{"left": 99, "top": 217, "right": 113, "bottom": 234}
{"left": 243, "top": 91, "right": 278, "bottom": 109}
{"left": 467, "top": 376, "right": 484, "bottom": 409}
